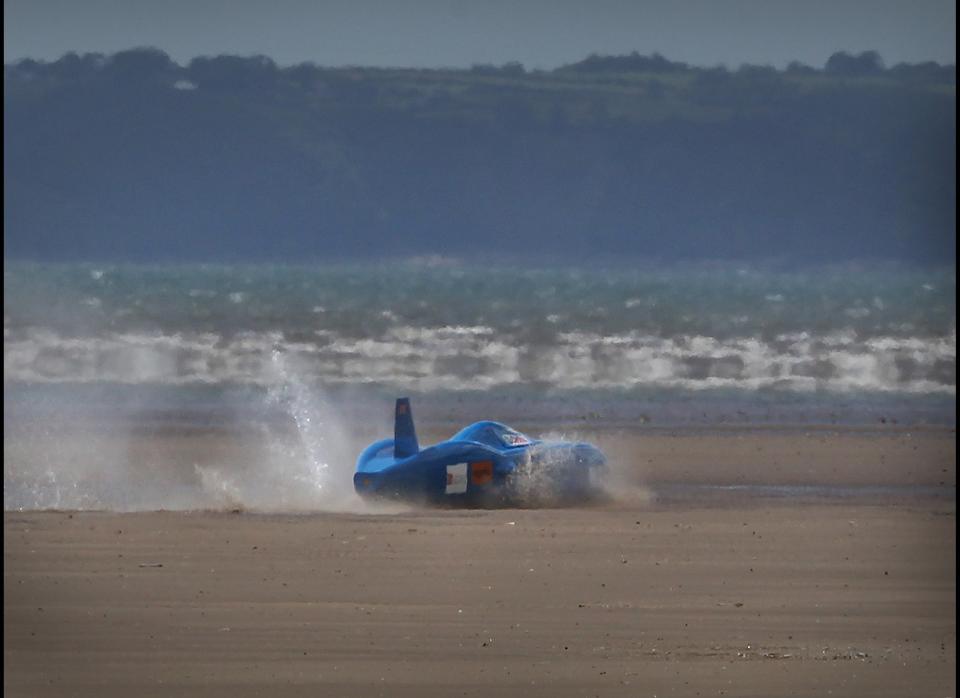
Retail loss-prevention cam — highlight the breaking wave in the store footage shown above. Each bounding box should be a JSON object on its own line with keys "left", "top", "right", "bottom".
{"left": 4, "top": 326, "right": 955, "bottom": 394}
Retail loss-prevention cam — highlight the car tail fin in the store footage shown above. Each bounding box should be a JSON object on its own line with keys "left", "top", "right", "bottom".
{"left": 393, "top": 397, "right": 419, "bottom": 458}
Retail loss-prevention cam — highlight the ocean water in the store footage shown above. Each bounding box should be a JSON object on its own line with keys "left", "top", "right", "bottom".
{"left": 4, "top": 261, "right": 955, "bottom": 397}
{"left": 3, "top": 260, "right": 955, "bottom": 511}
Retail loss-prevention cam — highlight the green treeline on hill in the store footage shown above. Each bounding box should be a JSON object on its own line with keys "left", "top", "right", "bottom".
{"left": 3, "top": 49, "right": 956, "bottom": 263}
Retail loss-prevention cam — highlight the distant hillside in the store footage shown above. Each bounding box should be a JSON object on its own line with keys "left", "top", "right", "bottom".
{"left": 3, "top": 49, "right": 955, "bottom": 264}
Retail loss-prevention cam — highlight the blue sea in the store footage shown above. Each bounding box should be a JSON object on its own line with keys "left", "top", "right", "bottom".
{"left": 4, "top": 260, "right": 955, "bottom": 419}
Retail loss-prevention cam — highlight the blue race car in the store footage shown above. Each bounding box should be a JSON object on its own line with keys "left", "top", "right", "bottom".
{"left": 354, "top": 398, "right": 608, "bottom": 505}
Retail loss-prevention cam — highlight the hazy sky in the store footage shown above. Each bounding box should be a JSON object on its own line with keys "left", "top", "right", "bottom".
{"left": 4, "top": 0, "right": 956, "bottom": 70}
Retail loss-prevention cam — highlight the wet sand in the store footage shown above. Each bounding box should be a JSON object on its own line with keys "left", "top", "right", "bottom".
{"left": 4, "top": 427, "right": 957, "bottom": 697}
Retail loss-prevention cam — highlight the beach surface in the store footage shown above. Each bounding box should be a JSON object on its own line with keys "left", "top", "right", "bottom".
{"left": 4, "top": 426, "right": 956, "bottom": 697}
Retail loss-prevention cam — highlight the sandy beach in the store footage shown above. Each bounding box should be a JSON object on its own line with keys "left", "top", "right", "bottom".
{"left": 4, "top": 426, "right": 956, "bottom": 697}
{"left": 5, "top": 16, "right": 957, "bottom": 697}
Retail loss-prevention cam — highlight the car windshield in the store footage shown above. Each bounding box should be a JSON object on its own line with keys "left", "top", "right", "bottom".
{"left": 498, "top": 427, "right": 532, "bottom": 447}
{"left": 453, "top": 422, "right": 533, "bottom": 448}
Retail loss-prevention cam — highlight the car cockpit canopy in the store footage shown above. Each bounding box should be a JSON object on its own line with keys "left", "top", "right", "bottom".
{"left": 451, "top": 421, "right": 535, "bottom": 449}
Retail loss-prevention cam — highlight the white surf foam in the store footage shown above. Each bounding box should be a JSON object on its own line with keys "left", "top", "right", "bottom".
{"left": 3, "top": 326, "right": 955, "bottom": 394}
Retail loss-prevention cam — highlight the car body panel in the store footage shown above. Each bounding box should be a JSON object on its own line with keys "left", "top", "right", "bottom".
{"left": 354, "top": 398, "right": 607, "bottom": 504}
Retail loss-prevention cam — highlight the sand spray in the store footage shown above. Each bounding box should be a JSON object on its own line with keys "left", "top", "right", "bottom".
{"left": 191, "top": 349, "right": 377, "bottom": 512}
{"left": 4, "top": 350, "right": 381, "bottom": 513}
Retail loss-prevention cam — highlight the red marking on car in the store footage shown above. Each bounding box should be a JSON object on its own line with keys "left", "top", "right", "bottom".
{"left": 471, "top": 461, "right": 494, "bottom": 485}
